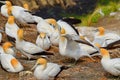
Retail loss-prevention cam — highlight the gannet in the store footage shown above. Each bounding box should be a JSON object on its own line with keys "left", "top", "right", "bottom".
{"left": 36, "top": 32, "right": 51, "bottom": 50}
{"left": 0, "top": 42, "right": 23, "bottom": 72}
{"left": 93, "top": 27, "right": 120, "bottom": 48}
{"left": 100, "top": 48, "right": 120, "bottom": 76}
{"left": 15, "top": 29, "right": 53, "bottom": 59}
{"left": 31, "top": 58, "right": 67, "bottom": 80}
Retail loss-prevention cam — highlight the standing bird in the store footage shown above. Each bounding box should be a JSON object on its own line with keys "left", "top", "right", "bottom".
{"left": 59, "top": 28, "right": 94, "bottom": 64}
{"left": 5, "top": 16, "right": 19, "bottom": 42}
{"left": 31, "top": 58, "right": 68, "bottom": 80}
{"left": 15, "top": 29, "right": 53, "bottom": 59}
{"left": 36, "top": 32, "right": 51, "bottom": 50}
{"left": 93, "top": 27, "right": 120, "bottom": 48}
{"left": 0, "top": 42, "right": 24, "bottom": 72}
{"left": 100, "top": 48, "right": 120, "bottom": 76}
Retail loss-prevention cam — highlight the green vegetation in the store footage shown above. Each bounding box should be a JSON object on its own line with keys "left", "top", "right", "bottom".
{"left": 66, "top": 0, "right": 120, "bottom": 26}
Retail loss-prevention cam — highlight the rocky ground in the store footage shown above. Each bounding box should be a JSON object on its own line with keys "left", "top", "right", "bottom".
{"left": 0, "top": 12, "right": 120, "bottom": 80}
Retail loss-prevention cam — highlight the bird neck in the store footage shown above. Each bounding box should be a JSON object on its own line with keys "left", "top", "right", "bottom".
{"left": 102, "top": 54, "right": 110, "bottom": 59}
{"left": 42, "top": 64, "right": 47, "bottom": 70}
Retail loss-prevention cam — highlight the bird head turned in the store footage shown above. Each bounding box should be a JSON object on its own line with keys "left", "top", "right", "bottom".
{"left": 6, "top": 1, "right": 12, "bottom": 8}
{"left": 11, "top": 58, "right": 19, "bottom": 68}
{"left": 46, "top": 18, "right": 57, "bottom": 27}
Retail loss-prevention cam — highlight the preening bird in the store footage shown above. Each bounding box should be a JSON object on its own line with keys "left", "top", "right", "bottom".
{"left": 0, "top": 42, "right": 23, "bottom": 72}
{"left": 100, "top": 48, "right": 120, "bottom": 76}
{"left": 93, "top": 27, "right": 120, "bottom": 48}
{"left": 31, "top": 58, "right": 68, "bottom": 80}
{"left": 36, "top": 32, "right": 51, "bottom": 50}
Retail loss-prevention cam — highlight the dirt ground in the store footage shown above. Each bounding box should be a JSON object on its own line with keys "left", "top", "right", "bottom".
{"left": 0, "top": 12, "right": 120, "bottom": 80}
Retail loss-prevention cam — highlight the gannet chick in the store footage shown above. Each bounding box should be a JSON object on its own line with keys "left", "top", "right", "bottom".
{"left": 100, "top": 48, "right": 120, "bottom": 76}
{"left": 36, "top": 32, "right": 51, "bottom": 50}
{"left": 31, "top": 58, "right": 67, "bottom": 80}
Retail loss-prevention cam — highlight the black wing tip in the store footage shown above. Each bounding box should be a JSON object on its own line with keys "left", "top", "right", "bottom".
{"left": 62, "top": 17, "right": 81, "bottom": 24}
{"left": 32, "top": 51, "right": 54, "bottom": 55}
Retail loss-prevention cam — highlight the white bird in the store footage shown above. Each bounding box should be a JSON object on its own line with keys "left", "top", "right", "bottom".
{"left": 100, "top": 48, "right": 120, "bottom": 76}
{"left": 23, "top": 3, "right": 44, "bottom": 24}
{"left": 2, "top": 42, "right": 16, "bottom": 56}
{"left": 45, "top": 18, "right": 80, "bottom": 37}
{"left": 15, "top": 29, "right": 53, "bottom": 59}
{"left": 0, "top": 1, "right": 12, "bottom": 17}
{"left": 37, "top": 19, "right": 55, "bottom": 37}
{"left": 31, "top": 58, "right": 67, "bottom": 80}
{"left": 0, "top": 42, "right": 24, "bottom": 72}
{"left": 5, "top": 16, "right": 19, "bottom": 40}
{"left": 93, "top": 27, "right": 120, "bottom": 48}
{"left": 36, "top": 32, "right": 51, "bottom": 50}
{"left": 59, "top": 28, "right": 94, "bottom": 63}
{"left": 0, "top": 1, "right": 36, "bottom": 24}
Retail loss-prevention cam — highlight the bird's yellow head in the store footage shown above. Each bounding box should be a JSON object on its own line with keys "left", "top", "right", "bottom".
{"left": 17, "top": 29, "right": 24, "bottom": 41}
{"left": 8, "top": 16, "right": 14, "bottom": 24}
{"left": 11, "top": 58, "right": 19, "bottom": 68}
{"left": 98, "top": 27, "right": 105, "bottom": 36}
{"left": 94, "top": 43, "right": 101, "bottom": 48}
{"left": 46, "top": 18, "right": 57, "bottom": 27}
{"left": 6, "top": 1, "right": 12, "bottom": 8}
{"left": 39, "top": 32, "right": 46, "bottom": 38}
{"left": 23, "top": 3, "right": 29, "bottom": 10}
{"left": 61, "top": 28, "right": 66, "bottom": 34}
{"left": 31, "top": 58, "right": 47, "bottom": 70}
{"left": 100, "top": 48, "right": 110, "bottom": 58}
{"left": 37, "top": 58, "right": 47, "bottom": 65}
{"left": 3, "top": 42, "right": 13, "bottom": 53}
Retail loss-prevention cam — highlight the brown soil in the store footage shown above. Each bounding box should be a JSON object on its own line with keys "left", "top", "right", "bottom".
{"left": 0, "top": 13, "right": 120, "bottom": 80}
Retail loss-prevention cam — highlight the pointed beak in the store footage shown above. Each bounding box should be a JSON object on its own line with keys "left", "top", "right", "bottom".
{"left": 0, "top": 1, "right": 6, "bottom": 4}
{"left": 31, "top": 63, "right": 38, "bottom": 70}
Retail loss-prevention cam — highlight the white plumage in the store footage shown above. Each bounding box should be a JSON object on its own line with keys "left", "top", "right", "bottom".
{"left": 32, "top": 58, "right": 62, "bottom": 80}
{"left": 93, "top": 27, "right": 120, "bottom": 47}
{"left": 5, "top": 16, "right": 19, "bottom": 39}
{"left": 36, "top": 32, "right": 51, "bottom": 50}
{"left": 0, "top": 53, "right": 24, "bottom": 72}
{"left": 100, "top": 48, "right": 120, "bottom": 76}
